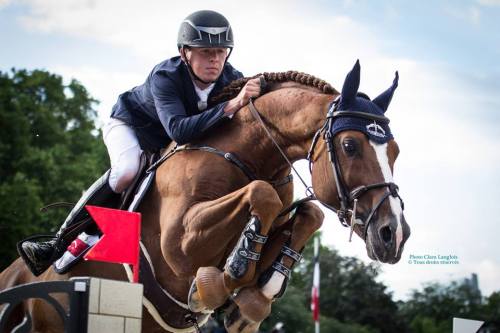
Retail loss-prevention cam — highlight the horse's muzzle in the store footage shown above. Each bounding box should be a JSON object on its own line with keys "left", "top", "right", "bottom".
{"left": 366, "top": 214, "right": 410, "bottom": 264}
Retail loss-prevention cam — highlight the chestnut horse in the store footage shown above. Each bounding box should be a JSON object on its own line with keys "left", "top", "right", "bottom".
{"left": 0, "top": 61, "right": 410, "bottom": 333}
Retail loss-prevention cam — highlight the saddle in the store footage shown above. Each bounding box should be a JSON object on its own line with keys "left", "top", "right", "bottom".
{"left": 119, "top": 152, "right": 161, "bottom": 211}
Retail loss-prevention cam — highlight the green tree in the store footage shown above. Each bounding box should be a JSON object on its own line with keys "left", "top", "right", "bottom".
{"left": 483, "top": 292, "right": 500, "bottom": 331}
{"left": 0, "top": 68, "right": 108, "bottom": 270}
{"left": 399, "top": 279, "right": 499, "bottom": 333}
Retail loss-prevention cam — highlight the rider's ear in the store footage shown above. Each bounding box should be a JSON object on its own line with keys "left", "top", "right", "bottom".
{"left": 180, "top": 47, "right": 191, "bottom": 62}
{"left": 339, "top": 59, "right": 361, "bottom": 108}
{"left": 372, "top": 71, "right": 399, "bottom": 112}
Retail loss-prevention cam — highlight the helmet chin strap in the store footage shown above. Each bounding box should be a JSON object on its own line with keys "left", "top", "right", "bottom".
{"left": 181, "top": 47, "right": 233, "bottom": 85}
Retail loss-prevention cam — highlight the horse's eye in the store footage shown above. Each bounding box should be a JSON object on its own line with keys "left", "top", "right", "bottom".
{"left": 342, "top": 138, "right": 357, "bottom": 156}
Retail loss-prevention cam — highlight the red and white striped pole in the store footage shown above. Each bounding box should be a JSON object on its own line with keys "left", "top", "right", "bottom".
{"left": 311, "top": 236, "right": 320, "bottom": 333}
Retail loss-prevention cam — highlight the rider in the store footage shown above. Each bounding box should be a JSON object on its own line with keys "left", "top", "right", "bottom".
{"left": 19, "top": 10, "right": 262, "bottom": 276}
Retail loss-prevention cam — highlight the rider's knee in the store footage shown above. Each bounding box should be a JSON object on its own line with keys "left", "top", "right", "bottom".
{"left": 109, "top": 147, "right": 141, "bottom": 193}
{"left": 103, "top": 118, "right": 142, "bottom": 193}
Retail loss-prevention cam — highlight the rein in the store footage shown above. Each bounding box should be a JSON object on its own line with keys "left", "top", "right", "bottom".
{"left": 247, "top": 97, "right": 404, "bottom": 241}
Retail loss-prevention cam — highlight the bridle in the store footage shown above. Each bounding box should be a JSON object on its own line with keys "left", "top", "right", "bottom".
{"left": 248, "top": 95, "right": 404, "bottom": 241}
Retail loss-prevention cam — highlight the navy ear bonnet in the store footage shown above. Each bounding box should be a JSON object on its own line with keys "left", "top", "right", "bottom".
{"left": 330, "top": 60, "right": 398, "bottom": 144}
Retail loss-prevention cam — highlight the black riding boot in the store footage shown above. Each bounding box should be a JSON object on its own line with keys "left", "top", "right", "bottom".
{"left": 18, "top": 170, "right": 120, "bottom": 276}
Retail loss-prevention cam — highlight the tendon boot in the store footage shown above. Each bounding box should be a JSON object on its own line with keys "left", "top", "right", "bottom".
{"left": 225, "top": 215, "right": 268, "bottom": 280}
{"left": 257, "top": 245, "right": 303, "bottom": 299}
{"left": 187, "top": 216, "right": 268, "bottom": 313}
{"left": 18, "top": 170, "right": 120, "bottom": 276}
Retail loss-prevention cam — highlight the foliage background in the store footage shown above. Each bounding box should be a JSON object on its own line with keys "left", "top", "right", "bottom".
{"left": 262, "top": 240, "right": 500, "bottom": 332}
{"left": 0, "top": 69, "right": 108, "bottom": 269}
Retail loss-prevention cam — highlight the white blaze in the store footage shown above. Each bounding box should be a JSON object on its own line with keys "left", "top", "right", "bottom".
{"left": 369, "top": 141, "right": 404, "bottom": 256}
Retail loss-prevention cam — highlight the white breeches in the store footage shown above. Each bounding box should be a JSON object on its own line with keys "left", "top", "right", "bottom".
{"left": 102, "top": 118, "right": 142, "bottom": 193}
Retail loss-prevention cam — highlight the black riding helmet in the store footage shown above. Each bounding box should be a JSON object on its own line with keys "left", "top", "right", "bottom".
{"left": 177, "top": 10, "right": 234, "bottom": 49}
{"left": 177, "top": 10, "right": 234, "bottom": 84}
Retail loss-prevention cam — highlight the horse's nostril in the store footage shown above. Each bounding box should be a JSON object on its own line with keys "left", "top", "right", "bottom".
{"left": 380, "top": 226, "right": 392, "bottom": 244}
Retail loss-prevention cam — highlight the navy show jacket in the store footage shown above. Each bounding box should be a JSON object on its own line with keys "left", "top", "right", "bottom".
{"left": 110, "top": 56, "right": 243, "bottom": 151}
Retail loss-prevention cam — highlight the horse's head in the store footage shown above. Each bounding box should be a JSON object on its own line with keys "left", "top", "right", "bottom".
{"left": 311, "top": 60, "right": 410, "bottom": 264}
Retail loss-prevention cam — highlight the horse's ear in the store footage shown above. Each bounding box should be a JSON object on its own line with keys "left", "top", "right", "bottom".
{"left": 373, "top": 71, "right": 399, "bottom": 112}
{"left": 340, "top": 60, "right": 361, "bottom": 105}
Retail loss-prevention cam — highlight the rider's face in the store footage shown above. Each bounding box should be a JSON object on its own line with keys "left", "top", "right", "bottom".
{"left": 183, "top": 47, "right": 229, "bottom": 84}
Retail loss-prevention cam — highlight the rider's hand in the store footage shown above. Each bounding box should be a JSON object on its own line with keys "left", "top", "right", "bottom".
{"left": 236, "top": 77, "right": 261, "bottom": 107}
{"left": 224, "top": 77, "right": 262, "bottom": 116}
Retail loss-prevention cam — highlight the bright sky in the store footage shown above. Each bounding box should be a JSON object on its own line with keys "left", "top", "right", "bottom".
{"left": 1, "top": 0, "right": 499, "bottom": 301}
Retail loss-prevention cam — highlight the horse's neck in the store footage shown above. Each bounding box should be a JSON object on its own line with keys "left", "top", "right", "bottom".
{"left": 264, "top": 87, "right": 335, "bottom": 158}
{"left": 213, "top": 87, "right": 336, "bottom": 180}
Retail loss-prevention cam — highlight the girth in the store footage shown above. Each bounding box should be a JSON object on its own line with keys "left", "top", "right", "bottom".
{"left": 148, "top": 143, "right": 293, "bottom": 188}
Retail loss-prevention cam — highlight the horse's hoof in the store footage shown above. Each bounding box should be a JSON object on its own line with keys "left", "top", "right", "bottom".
{"left": 232, "top": 287, "right": 271, "bottom": 323}
{"left": 192, "top": 266, "right": 229, "bottom": 310}
{"left": 224, "top": 303, "right": 261, "bottom": 333}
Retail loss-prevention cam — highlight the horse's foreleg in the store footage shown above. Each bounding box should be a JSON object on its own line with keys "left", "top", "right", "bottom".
{"left": 180, "top": 180, "right": 283, "bottom": 312}
{"left": 225, "top": 202, "right": 324, "bottom": 331}
{"left": 258, "top": 201, "right": 324, "bottom": 299}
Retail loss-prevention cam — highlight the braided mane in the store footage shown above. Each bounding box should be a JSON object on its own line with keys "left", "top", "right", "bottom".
{"left": 210, "top": 71, "right": 339, "bottom": 105}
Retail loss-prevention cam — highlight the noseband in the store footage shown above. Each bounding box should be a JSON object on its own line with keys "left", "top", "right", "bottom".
{"left": 248, "top": 97, "right": 404, "bottom": 241}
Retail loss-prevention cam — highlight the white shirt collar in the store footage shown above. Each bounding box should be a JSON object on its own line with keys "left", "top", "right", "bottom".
{"left": 193, "top": 81, "right": 215, "bottom": 110}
